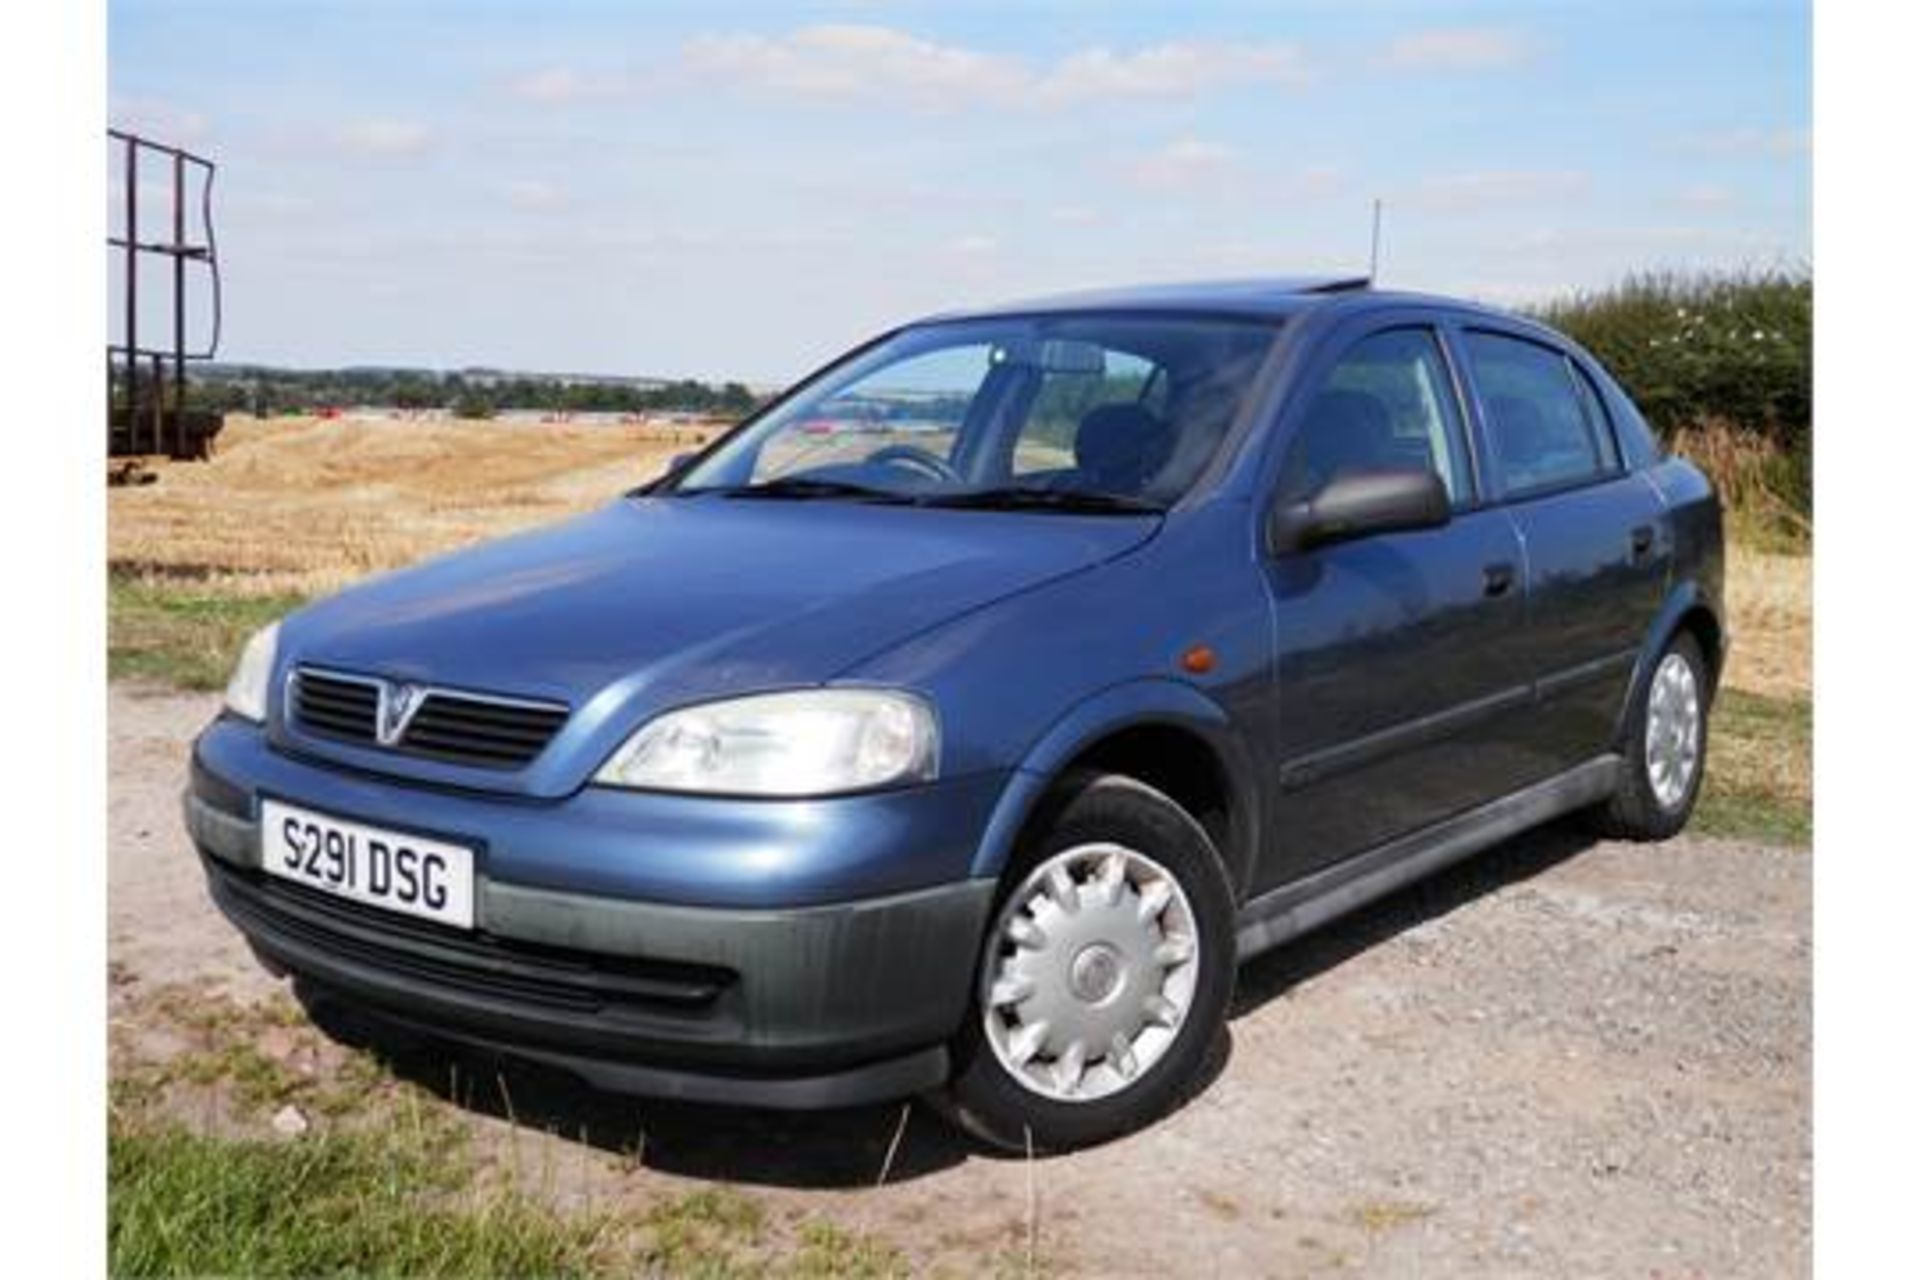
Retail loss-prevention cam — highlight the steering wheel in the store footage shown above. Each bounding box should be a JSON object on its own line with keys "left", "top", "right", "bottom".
{"left": 866, "top": 443, "right": 962, "bottom": 485}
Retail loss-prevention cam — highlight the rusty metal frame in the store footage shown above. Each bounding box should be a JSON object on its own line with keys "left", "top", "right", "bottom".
{"left": 107, "top": 127, "right": 222, "bottom": 459}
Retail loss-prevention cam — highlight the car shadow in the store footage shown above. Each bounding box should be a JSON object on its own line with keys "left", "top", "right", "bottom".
{"left": 1230, "top": 816, "right": 1599, "bottom": 1014}
{"left": 297, "top": 991, "right": 977, "bottom": 1188}
{"left": 296, "top": 817, "right": 1598, "bottom": 1189}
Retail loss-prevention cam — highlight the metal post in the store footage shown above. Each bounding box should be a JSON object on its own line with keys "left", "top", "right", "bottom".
{"left": 173, "top": 151, "right": 187, "bottom": 459}
{"left": 124, "top": 137, "right": 138, "bottom": 451}
{"left": 149, "top": 354, "right": 164, "bottom": 455}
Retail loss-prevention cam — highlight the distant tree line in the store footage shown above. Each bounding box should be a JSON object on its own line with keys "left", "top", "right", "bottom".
{"left": 181, "top": 366, "right": 765, "bottom": 419}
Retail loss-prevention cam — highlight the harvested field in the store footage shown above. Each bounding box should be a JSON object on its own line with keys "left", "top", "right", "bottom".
{"left": 108, "top": 414, "right": 722, "bottom": 597}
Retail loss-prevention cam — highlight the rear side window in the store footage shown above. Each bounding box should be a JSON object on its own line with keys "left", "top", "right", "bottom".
{"left": 1464, "top": 331, "right": 1621, "bottom": 496}
{"left": 1276, "top": 327, "right": 1474, "bottom": 506}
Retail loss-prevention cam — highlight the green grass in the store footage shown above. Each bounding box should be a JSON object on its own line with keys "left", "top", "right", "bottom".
{"left": 110, "top": 1117, "right": 620, "bottom": 1278}
{"left": 1696, "top": 688, "right": 1812, "bottom": 845}
{"left": 108, "top": 576, "right": 304, "bottom": 690}
{"left": 109, "top": 984, "right": 912, "bottom": 1278}
{"left": 109, "top": 1112, "right": 913, "bottom": 1278}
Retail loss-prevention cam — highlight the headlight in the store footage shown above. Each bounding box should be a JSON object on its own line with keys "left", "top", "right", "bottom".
{"left": 223, "top": 622, "right": 280, "bottom": 723}
{"left": 594, "top": 689, "right": 938, "bottom": 797}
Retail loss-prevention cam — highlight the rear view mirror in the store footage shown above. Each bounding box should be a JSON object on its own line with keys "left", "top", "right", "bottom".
{"left": 1037, "top": 340, "right": 1107, "bottom": 376}
{"left": 1268, "top": 468, "right": 1451, "bottom": 554}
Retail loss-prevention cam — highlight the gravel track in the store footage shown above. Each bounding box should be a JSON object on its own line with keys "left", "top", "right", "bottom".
{"left": 110, "top": 683, "right": 1809, "bottom": 1277}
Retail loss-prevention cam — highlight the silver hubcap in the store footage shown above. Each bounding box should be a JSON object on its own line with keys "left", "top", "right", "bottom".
{"left": 1646, "top": 652, "right": 1703, "bottom": 809}
{"left": 980, "top": 843, "right": 1200, "bottom": 1103}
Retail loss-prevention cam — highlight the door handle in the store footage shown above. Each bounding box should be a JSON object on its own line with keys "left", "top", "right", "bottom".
{"left": 1482, "top": 562, "right": 1516, "bottom": 598}
{"left": 1630, "top": 525, "right": 1655, "bottom": 561}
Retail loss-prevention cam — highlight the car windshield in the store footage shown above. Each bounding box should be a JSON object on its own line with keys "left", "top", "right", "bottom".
{"left": 670, "top": 314, "right": 1280, "bottom": 512}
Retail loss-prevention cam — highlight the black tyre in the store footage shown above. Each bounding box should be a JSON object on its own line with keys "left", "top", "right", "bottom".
{"left": 936, "top": 772, "right": 1236, "bottom": 1152}
{"left": 1591, "top": 631, "right": 1711, "bottom": 840}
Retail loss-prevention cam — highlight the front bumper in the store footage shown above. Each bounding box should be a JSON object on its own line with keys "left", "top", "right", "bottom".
{"left": 185, "top": 725, "right": 1000, "bottom": 1109}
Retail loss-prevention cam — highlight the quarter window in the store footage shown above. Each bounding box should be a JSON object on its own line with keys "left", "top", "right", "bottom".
{"left": 1277, "top": 328, "right": 1473, "bottom": 506}
{"left": 1464, "top": 331, "right": 1619, "bottom": 495}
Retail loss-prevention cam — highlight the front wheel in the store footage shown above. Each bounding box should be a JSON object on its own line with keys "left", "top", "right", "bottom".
{"left": 936, "top": 773, "right": 1235, "bottom": 1152}
{"left": 1591, "top": 631, "right": 1712, "bottom": 840}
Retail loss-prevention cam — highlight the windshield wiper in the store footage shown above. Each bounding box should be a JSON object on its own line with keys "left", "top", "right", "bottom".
{"left": 921, "top": 487, "right": 1165, "bottom": 515}
{"left": 689, "top": 477, "right": 913, "bottom": 502}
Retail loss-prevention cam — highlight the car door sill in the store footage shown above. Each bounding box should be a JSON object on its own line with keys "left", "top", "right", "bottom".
{"left": 1234, "top": 755, "right": 1621, "bottom": 961}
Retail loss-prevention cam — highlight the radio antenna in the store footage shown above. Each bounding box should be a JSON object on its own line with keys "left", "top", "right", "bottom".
{"left": 1368, "top": 198, "right": 1384, "bottom": 283}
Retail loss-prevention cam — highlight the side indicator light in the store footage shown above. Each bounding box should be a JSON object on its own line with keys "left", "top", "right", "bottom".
{"left": 1180, "top": 645, "right": 1217, "bottom": 675}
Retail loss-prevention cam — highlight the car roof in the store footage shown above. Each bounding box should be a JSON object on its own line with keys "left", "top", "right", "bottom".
{"left": 922, "top": 277, "right": 1529, "bottom": 328}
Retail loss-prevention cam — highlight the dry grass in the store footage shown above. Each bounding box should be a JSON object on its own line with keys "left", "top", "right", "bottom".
{"left": 1707, "top": 544, "right": 1811, "bottom": 842}
{"left": 109, "top": 414, "right": 721, "bottom": 597}
{"left": 1724, "top": 542, "right": 1811, "bottom": 701}
{"left": 1669, "top": 420, "right": 1810, "bottom": 553}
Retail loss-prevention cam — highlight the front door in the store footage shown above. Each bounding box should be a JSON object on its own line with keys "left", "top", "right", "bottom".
{"left": 1252, "top": 323, "right": 1539, "bottom": 892}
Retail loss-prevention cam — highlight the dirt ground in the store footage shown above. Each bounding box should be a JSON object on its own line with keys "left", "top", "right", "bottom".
{"left": 110, "top": 683, "right": 1809, "bottom": 1277}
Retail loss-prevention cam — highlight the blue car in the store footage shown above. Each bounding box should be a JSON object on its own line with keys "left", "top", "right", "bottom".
{"left": 187, "top": 278, "right": 1723, "bottom": 1149}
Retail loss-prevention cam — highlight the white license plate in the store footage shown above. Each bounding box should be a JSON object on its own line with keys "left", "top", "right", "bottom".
{"left": 259, "top": 799, "right": 475, "bottom": 929}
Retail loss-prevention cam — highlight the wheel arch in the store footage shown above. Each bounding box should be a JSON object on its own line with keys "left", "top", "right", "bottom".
{"left": 970, "top": 680, "right": 1263, "bottom": 901}
{"left": 1616, "top": 581, "right": 1727, "bottom": 746}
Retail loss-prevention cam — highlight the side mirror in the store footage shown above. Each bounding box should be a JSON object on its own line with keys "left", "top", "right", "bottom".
{"left": 1268, "top": 467, "right": 1451, "bottom": 554}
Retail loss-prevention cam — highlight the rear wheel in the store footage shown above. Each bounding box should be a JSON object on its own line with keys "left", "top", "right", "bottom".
{"left": 937, "top": 773, "right": 1235, "bottom": 1152}
{"left": 1591, "top": 631, "right": 1711, "bottom": 840}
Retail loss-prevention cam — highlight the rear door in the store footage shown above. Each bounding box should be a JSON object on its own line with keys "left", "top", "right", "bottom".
{"left": 1252, "top": 317, "right": 1540, "bottom": 890}
{"left": 1451, "top": 324, "right": 1671, "bottom": 768}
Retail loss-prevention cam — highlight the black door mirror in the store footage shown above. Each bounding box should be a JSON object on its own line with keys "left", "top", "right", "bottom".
{"left": 1268, "top": 467, "right": 1451, "bottom": 554}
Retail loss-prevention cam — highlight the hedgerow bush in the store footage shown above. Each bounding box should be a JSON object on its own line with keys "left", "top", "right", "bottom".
{"left": 1532, "top": 269, "right": 1812, "bottom": 542}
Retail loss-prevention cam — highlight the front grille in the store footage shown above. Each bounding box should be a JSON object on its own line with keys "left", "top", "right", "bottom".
{"left": 289, "top": 668, "right": 569, "bottom": 770}
{"left": 402, "top": 695, "right": 569, "bottom": 769}
{"left": 290, "top": 669, "right": 379, "bottom": 740}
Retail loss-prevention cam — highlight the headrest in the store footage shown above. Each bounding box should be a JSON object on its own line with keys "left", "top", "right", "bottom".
{"left": 1074, "top": 403, "right": 1173, "bottom": 492}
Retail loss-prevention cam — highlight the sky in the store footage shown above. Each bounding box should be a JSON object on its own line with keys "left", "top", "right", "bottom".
{"left": 107, "top": 0, "right": 1810, "bottom": 384}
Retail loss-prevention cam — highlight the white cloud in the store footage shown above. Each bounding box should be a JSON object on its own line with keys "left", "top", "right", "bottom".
{"left": 1125, "top": 138, "right": 1242, "bottom": 190}
{"left": 336, "top": 119, "right": 433, "bottom": 158}
{"left": 109, "top": 97, "right": 210, "bottom": 145}
{"left": 1038, "top": 41, "right": 1308, "bottom": 102}
{"left": 508, "top": 67, "right": 628, "bottom": 103}
{"left": 683, "top": 26, "right": 1307, "bottom": 109}
{"left": 685, "top": 25, "right": 1028, "bottom": 107}
{"left": 1676, "top": 127, "right": 1810, "bottom": 158}
{"left": 1380, "top": 28, "right": 1532, "bottom": 72}
{"left": 946, "top": 234, "right": 1000, "bottom": 256}
{"left": 1050, "top": 206, "right": 1100, "bottom": 226}
{"left": 1675, "top": 183, "right": 1736, "bottom": 209}
{"left": 1405, "top": 169, "right": 1591, "bottom": 212}
{"left": 505, "top": 180, "right": 565, "bottom": 210}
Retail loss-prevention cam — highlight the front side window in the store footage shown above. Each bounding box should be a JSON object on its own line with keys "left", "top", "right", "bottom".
{"left": 1464, "top": 330, "right": 1619, "bottom": 496}
{"left": 676, "top": 315, "right": 1279, "bottom": 510}
{"left": 1276, "top": 327, "right": 1473, "bottom": 506}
